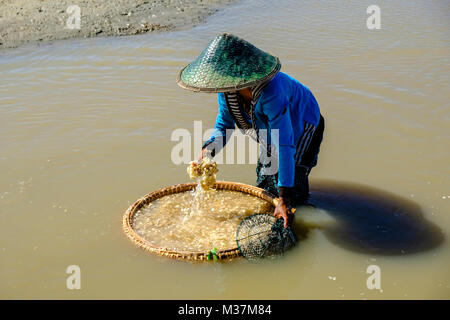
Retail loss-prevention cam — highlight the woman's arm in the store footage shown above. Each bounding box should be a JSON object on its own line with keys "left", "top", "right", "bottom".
{"left": 199, "top": 93, "right": 235, "bottom": 160}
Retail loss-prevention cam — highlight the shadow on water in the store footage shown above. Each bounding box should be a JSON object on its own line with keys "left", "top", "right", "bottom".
{"left": 304, "top": 180, "right": 445, "bottom": 255}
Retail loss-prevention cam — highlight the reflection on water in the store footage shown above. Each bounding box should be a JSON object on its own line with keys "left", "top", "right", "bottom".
{"left": 308, "top": 181, "right": 444, "bottom": 255}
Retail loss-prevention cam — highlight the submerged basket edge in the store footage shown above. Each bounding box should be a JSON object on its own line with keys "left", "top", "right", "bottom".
{"left": 122, "top": 181, "right": 277, "bottom": 261}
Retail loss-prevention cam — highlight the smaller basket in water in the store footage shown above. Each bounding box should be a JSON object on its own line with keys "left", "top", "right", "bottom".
{"left": 236, "top": 214, "right": 297, "bottom": 260}
{"left": 122, "top": 181, "right": 277, "bottom": 261}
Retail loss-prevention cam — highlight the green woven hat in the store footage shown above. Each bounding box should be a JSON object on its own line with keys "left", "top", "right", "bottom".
{"left": 177, "top": 33, "right": 281, "bottom": 93}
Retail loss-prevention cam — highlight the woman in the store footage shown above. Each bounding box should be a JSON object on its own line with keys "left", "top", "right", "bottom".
{"left": 177, "top": 33, "right": 325, "bottom": 228}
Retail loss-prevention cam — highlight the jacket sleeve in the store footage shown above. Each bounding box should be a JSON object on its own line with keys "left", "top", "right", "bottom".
{"left": 202, "top": 93, "right": 235, "bottom": 156}
{"left": 260, "top": 81, "right": 296, "bottom": 187}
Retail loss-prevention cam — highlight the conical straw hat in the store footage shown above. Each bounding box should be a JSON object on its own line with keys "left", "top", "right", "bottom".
{"left": 177, "top": 33, "right": 281, "bottom": 93}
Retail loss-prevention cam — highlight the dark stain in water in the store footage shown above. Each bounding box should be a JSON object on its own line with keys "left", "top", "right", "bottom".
{"left": 305, "top": 180, "right": 445, "bottom": 255}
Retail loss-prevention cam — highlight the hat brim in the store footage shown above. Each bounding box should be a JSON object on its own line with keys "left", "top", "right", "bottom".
{"left": 176, "top": 57, "right": 281, "bottom": 93}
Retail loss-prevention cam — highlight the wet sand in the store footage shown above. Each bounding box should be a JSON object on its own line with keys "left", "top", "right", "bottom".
{"left": 0, "top": 0, "right": 238, "bottom": 49}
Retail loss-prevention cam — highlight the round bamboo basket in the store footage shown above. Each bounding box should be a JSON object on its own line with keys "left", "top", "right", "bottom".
{"left": 122, "top": 181, "right": 277, "bottom": 261}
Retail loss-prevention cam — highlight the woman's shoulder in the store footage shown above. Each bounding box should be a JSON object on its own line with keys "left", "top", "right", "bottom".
{"left": 265, "top": 72, "right": 313, "bottom": 100}
{"left": 263, "top": 72, "right": 300, "bottom": 92}
{"left": 258, "top": 73, "right": 290, "bottom": 112}
{"left": 274, "top": 72, "right": 308, "bottom": 88}
{"left": 260, "top": 72, "right": 292, "bottom": 100}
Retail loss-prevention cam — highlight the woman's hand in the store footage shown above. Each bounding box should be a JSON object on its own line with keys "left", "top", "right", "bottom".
{"left": 274, "top": 197, "right": 294, "bottom": 228}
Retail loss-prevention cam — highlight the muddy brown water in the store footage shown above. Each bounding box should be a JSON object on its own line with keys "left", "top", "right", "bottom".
{"left": 0, "top": 0, "right": 449, "bottom": 299}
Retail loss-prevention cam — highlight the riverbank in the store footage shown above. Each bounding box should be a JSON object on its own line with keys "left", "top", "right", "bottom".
{"left": 0, "top": 0, "right": 238, "bottom": 49}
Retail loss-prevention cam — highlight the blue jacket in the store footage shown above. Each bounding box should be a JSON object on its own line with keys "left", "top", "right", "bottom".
{"left": 207, "top": 72, "right": 321, "bottom": 187}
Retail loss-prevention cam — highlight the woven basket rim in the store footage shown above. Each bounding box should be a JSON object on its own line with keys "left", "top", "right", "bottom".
{"left": 122, "top": 181, "right": 277, "bottom": 261}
